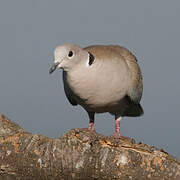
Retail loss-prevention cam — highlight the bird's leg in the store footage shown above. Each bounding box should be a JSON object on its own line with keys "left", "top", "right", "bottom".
{"left": 114, "top": 114, "right": 135, "bottom": 143}
{"left": 88, "top": 112, "right": 96, "bottom": 134}
{"left": 114, "top": 115, "right": 122, "bottom": 139}
{"left": 80, "top": 112, "right": 96, "bottom": 137}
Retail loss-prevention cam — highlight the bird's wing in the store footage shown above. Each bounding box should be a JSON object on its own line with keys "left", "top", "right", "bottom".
{"left": 117, "top": 47, "right": 143, "bottom": 104}
{"left": 63, "top": 71, "right": 77, "bottom": 106}
{"left": 112, "top": 46, "right": 143, "bottom": 103}
{"left": 84, "top": 45, "right": 143, "bottom": 103}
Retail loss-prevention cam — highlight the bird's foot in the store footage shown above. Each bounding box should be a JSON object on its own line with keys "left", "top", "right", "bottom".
{"left": 86, "top": 122, "right": 96, "bottom": 139}
{"left": 79, "top": 124, "right": 97, "bottom": 141}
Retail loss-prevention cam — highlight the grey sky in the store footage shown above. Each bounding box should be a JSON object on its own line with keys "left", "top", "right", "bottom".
{"left": 0, "top": 0, "right": 179, "bottom": 157}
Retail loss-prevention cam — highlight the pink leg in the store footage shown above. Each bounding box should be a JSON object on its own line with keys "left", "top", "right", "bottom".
{"left": 114, "top": 115, "right": 121, "bottom": 139}
{"left": 80, "top": 112, "right": 96, "bottom": 137}
{"left": 88, "top": 112, "right": 96, "bottom": 137}
{"left": 88, "top": 122, "right": 95, "bottom": 131}
{"left": 114, "top": 115, "right": 133, "bottom": 142}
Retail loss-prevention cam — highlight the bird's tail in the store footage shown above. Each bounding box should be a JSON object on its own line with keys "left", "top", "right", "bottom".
{"left": 124, "top": 103, "right": 144, "bottom": 117}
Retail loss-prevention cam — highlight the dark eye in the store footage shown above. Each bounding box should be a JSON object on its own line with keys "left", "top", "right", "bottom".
{"left": 68, "top": 51, "right": 73, "bottom": 57}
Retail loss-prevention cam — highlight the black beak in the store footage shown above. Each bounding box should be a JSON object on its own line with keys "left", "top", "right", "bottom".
{"left": 49, "top": 62, "right": 60, "bottom": 74}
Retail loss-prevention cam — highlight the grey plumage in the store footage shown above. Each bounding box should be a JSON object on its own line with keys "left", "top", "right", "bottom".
{"left": 50, "top": 43, "right": 143, "bottom": 138}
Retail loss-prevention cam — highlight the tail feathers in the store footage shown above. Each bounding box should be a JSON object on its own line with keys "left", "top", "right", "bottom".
{"left": 124, "top": 103, "right": 144, "bottom": 117}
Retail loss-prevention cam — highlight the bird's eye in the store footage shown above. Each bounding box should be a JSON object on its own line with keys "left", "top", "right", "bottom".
{"left": 68, "top": 51, "right": 73, "bottom": 58}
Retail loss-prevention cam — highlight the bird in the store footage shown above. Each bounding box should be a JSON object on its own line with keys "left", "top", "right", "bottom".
{"left": 49, "top": 43, "right": 143, "bottom": 140}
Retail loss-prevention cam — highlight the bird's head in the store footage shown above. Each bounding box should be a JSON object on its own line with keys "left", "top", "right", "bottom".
{"left": 49, "top": 43, "right": 90, "bottom": 74}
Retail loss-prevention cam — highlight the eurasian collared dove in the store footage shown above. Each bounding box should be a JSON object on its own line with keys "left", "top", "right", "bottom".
{"left": 49, "top": 43, "right": 143, "bottom": 139}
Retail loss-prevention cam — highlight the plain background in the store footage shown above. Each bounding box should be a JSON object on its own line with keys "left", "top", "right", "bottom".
{"left": 0, "top": 0, "right": 179, "bottom": 157}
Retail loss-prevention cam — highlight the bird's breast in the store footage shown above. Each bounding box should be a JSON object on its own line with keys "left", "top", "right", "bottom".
{"left": 65, "top": 60, "right": 130, "bottom": 111}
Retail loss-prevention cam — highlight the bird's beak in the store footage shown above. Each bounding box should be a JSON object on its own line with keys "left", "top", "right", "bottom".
{"left": 49, "top": 62, "right": 60, "bottom": 74}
